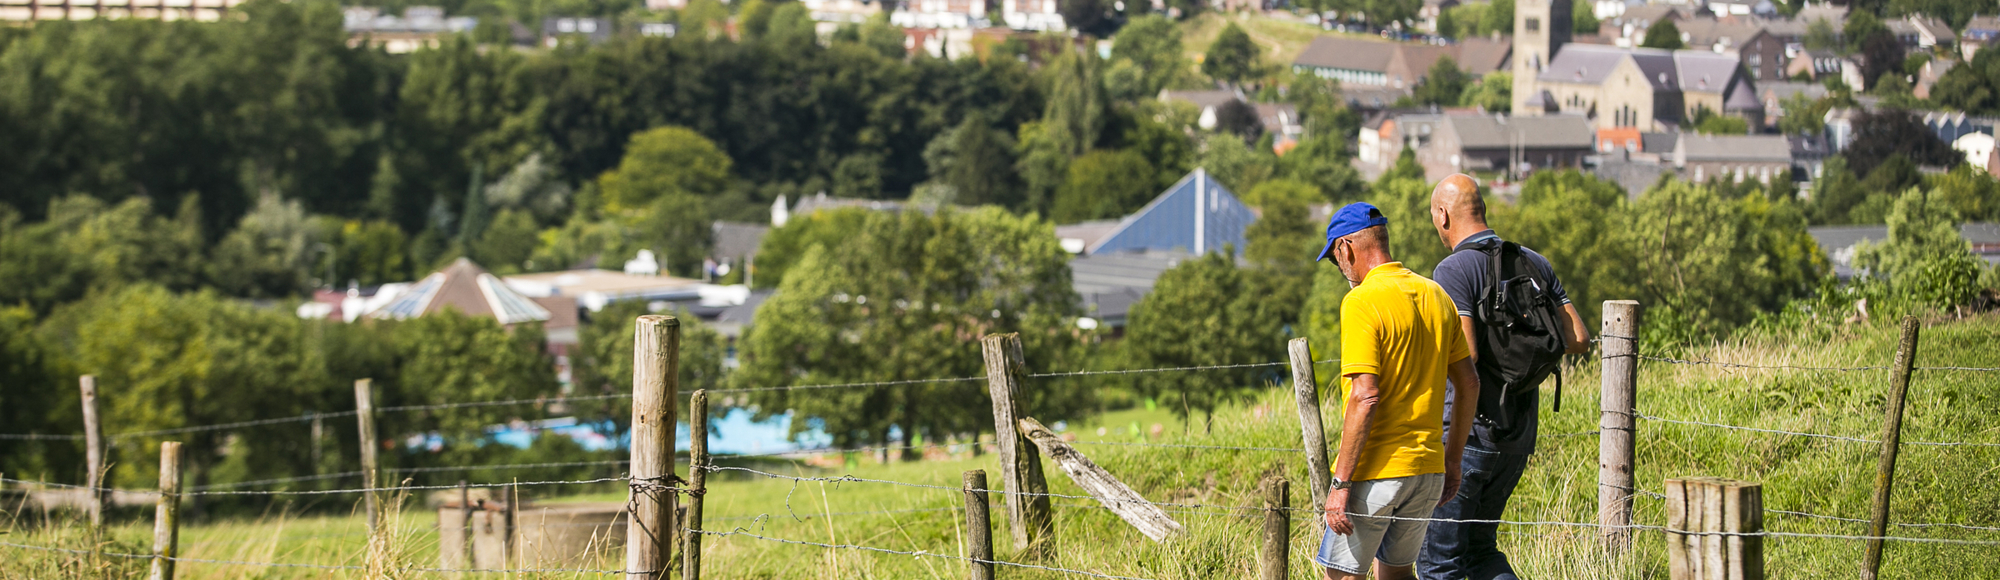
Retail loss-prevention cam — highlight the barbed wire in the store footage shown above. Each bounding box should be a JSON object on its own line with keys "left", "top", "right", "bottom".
{"left": 695, "top": 528, "right": 1158, "bottom": 580}
{"left": 1072, "top": 442, "right": 1304, "bottom": 456}
{"left": 1028, "top": 361, "right": 1289, "bottom": 379}
{"left": 0, "top": 433, "right": 84, "bottom": 441}
{"left": 1638, "top": 355, "right": 1888, "bottom": 372}
{"left": 390, "top": 460, "right": 629, "bottom": 475}
{"left": 376, "top": 393, "right": 630, "bottom": 413}
{"left": 176, "top": 476, "right": 631, "bottom": 497}
{"left": 1767, "top": 509, "right": 2000, "bottom": 532}
{"left": 188, "top": 471, "right": 364, "bottom": 492}
{"left": 0, "top": 539, "right": 652, "bottom": 574}
{"left": 1638, "top": 413, "right": 2000, "bottom": 447}
{"left": 708, "top": 376, "right": 988, "bottom": 393}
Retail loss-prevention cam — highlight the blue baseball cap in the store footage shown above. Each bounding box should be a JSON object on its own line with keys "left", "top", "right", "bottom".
{"left": 1316, "top": 202, "right": 1387, "bottom": 262}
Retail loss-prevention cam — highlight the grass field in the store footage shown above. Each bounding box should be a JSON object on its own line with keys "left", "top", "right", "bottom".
{"left": 1177, "top": 12, "right": 1372, "bottom": 70}
{"left": 5, "top": 313, "right": 1998, "bottom": 579}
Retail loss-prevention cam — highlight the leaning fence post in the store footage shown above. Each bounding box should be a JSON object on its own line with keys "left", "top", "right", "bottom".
{"left": 1862, "top": 316, "right": 1921, "bottom": 580}
{"left": 963, "top": 470, "right": 993, "bottom": 580}
{"left": 684, "top": 390, "right": 709, "bottom": 580}
{"left": 148, "top": 441, "right": 182, "bottom": 580}
{"left": 80, "top": 375, "right": 106, "bottom": 531}
{"left": 1259, "top": 476, "right": 1289, "bottom": 580}
{"left": 354, "top": 378, "right": 379, "bottom": 536}
{"left": 625, "top": 315, "right": 680, "bottom": 580}
{"left": 1599, "top": 300, "right": 1640, "bottom": 552}
{"left": 981, "top": 333, "right": 1053, "bottom": 558}
{"left": 1287, "top": 338, "right": 1331, "bottom": 513}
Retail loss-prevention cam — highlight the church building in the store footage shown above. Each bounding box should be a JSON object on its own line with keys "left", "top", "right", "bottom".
{"left": 1510, "top": 0, "right": 1763, "bottom": 130}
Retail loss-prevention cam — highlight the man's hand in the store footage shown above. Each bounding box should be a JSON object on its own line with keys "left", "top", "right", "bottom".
{"left": 1325, "top": 488, "right": 1353, "bottom": 535}
{"left": 1440, "top": 463, "right": 1462, "bottom": 508}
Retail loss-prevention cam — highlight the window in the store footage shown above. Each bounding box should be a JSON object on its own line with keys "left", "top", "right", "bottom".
{"left": 1526, "top": 18, "right": 1540, "bottom": 33}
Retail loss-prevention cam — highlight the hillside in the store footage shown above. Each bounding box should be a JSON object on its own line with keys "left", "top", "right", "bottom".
{"left": 5, "top": 314, "right": 1997, "bottom": 578}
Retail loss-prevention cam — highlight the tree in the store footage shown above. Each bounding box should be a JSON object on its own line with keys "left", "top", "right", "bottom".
{"left": 597, "top": 126, "right": 733, "bottom": 213}
{"left": 1490, "top": 170, "right": 1627, "bottom": 322}
{"left": 1112, "top": 17, "right": 1190, "bottom": 94}
{"left": 1243, "top": 192, "right": 1323, "bottom": 330}
{"left": 1854, "top": 186, "right": 1987, "bottom": 307}
{"left": 1052, "top": 150, "right": 1159, "bottom": 223}
{"left": 1480, "top": 0, "right": 1514, "bottom": 38}
{"left": 208, "top": 195, "right": 317, "bottom": 298}
{"left": 0, "top": 305, "right": 71, "bottom": 482}
{"left": 1776, "top": 92, "right": 1832, "bottom": 135}
{"left": 1108, "top": 107, "right": 1197, "bottom": 192}
{"left": 1412, "top": 56, "right": 1472, "bottom": 107}
{"left": 734, "top": 208, "right": 1087, "bottom": 454}
{"left": 1019, "top": 50, "right": 1110, "bottom": 214}
{"left": 1810, "top": 155, "right": 1869, "bottom": 224}
{"left": 1572, "top": 0, "right": 1600, "bottom": 34}
{"left": 1123, "top": 251, "right": 1285, "bottom": 431}
{"left": 1642, "top": 20, "right": 1686, "bottom": 50}
{"left": 1213, "top": 99, "right": 1265, "bottom": 138}
{"left": 1804, "top": 17, "right": 1840, "bottom": 52}
{"left": 1605, "top": 180, "right": 1825, "bottom": 341}
{"left": 1459, "top": 72, "right": 1513, "bottom": 112}
{"left": 1844, "top": 10, "right": 1889, "bottom": 55}
{"left": 1060, "top": 0, "right": 1115, "bottom": 37}
{"left": 1693, "top": 110, "right": 1751, "bottom": 135}
{"left": 0, "top": 196, "right": 206, "bottom": 313}
{"left": 1844, "top": 109, "right": 1958, "bottom": 178}
{"left": 1198, "top": 133, "right": 1278, "bottom": 194}
{"left": 390, "top": 309, "right": 559, "bottom": 437}
{"left": 572, "top": 300, "right": 728, "bottom": 417}
{"left": 1242, "top": 178, "right": 1325, "bottom": 208}
{"left": 1202, "top": 23, "right": 1261, "bottom": 87}
{"left": 1857, "top": 31, "right": 1906, "bottom": 90}
{"left": 924, "top": 113, "right": 1023, "bottom": 209}
{"left": 1367, "top": 176, "right": 1453, "bottom": 275}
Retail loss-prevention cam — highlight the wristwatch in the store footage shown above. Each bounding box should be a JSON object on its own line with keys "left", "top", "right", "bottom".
{"left": 1330, "top": 478, "right": 1352, "bottom": 490}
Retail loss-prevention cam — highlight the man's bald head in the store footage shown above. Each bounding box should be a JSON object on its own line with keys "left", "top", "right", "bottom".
{"left": 1430, "top": 173, "right": 1486, "bottom": 224}
{"left": 1429, "top": 173, "right": 1490, "bottom": 249}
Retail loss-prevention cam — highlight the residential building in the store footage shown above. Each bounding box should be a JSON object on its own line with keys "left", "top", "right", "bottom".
{"left": 1069, "top": 250, "right": 1191, "bottom": 334}
{"left": 1703, "top": 0, "right": 1775, "bottom": 18}
{"left": 1418, "top": 0, "right": 1461, "bottom": 34}
{"left": 891, "top": 0, "right": 988, "bottom": 28}
{"left": 345, "top": 7, "right": 477, "bottom": 53}
{"left": 1886, "top": 15, "right": 1954, "bottom": 52}
{"left": 1002, "top": 0, "right": 1062, "bottom": 31}
{"left": 542, "top": 17, "right": 615, "bottom": 46}
{"left": 1915, "top": 59, "right": 1956, "bottom": 100}
{"left": 1292, "top": 35, "right": 1512, "bottom": 91}
{"left": 1425, "top": 113, "right": 1596, "bottom": 181}
{"left": 1824, "top": 107, "right": 1861, "bottom": 151}
{"left": 1789, "top": 132, "right": 1833, "bottom": 184}
{"left": 1671, "top": 133, "right": 1792, "bottom": 184}
{"left": 0, "top": 0, "right": 240, "bottom": 21}
{"left": 1963, "top": 15, "right": 2000, "bottom": 60}
{"left": 1675, "top": 19, "right": 1787, "bottom": 81}
{"left": 1759, "top": 81, "right": 1828, "bottom": 129}
{"left": 1785, "top": 49, "right": 1866, "bottom": 90}
{"left": 1157, "top": 90, "right": 1305, "bottom": 148}
{"left": 1597, "top": 3, "right": 1692, "bottom": 48}
{"left": 803, "top": 0, "right": 885, "bottom": 27}
{"left": 1356, "top": 110, "right": 1445, "bottom": 175}
{"left": 1082, "top": 168, "right": 1256, "bottom": 256}
{"left": 1955, "top": 133, "right": 1997, "bottom": 174}
{"left": 771, "top": 192, "right": 906, "bottom": 227}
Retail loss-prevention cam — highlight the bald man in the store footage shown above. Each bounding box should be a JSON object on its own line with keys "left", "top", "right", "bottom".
{"left": 1417, "top": 174, "right": 1591, "bottom": 580}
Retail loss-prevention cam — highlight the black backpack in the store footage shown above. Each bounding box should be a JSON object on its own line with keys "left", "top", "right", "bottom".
{"left": 1462, "top": 238, "right": 1569, "bottom": 423}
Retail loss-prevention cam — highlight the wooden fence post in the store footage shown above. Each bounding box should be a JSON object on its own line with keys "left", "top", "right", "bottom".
{"left": 684, "top": 390, "right": 709, "bottom": 580}
{"left": 80, "top": 375, "right": 105, "bottom": 531}
{"left": 354, "top": 378, "right": 379, "bottom": 536}
{"left": 981, "top": 333, "right": 1053, "bottom": 557}
{"left": 1599, "top": 300, "right": 1640, "bottom": 552}
{"left": 1862, "top": 317, "right": 1921, "bottom": 580}
{"left": 1259, "top": 476, "right": 1289, "bottom": 580}
{"left": 963, "top": 470, "right": 993, "bottom": 580}
{"left": 625, "top": 315, "right": 680, "bottom": 580}
{"left": 148, "top": 441, "right": 182, "bottom": 580}
{"left": 460, "top": 480, "right": 472, "bottom": 568}
{"left": 1287, "top": 338, "right": 1331, "bottom": 513}
{"left": 1665, "top": 477, "right": 1762, "bottom": 580}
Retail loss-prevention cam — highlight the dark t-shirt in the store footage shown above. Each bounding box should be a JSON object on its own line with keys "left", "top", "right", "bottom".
{"left": 1430, "top": 230, "right": 1571, "bottom": 455}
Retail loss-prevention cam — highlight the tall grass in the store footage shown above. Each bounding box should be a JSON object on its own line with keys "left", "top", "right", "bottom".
{"left": 5, "top": 314, "right": 1996, "bottom": 578}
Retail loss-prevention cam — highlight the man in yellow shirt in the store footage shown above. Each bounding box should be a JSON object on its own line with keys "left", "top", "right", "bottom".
{"left": 1313, "top": 202, "right": 1481, "bottom": 580}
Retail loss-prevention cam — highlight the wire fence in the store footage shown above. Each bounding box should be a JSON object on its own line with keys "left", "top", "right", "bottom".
{"left": 6, "top": 344, "right": 2000, "bottom": 579}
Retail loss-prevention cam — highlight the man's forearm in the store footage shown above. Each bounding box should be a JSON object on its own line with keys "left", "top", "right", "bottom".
{"left": 1445, "top": 359, "right": 1480, "bottom": 462}
{"left": 1332, "top": 374, "right": 1383, "bottom": 483}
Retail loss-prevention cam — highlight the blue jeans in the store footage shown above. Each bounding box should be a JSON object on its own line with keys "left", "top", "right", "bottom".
{"left": 1418, "top": 445, "right": 1530, "bottom": 580}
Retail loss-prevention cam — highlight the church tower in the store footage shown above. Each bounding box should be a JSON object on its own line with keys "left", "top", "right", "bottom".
{"left": 1510, "top": 0, "right": 1573, "bottom": 115}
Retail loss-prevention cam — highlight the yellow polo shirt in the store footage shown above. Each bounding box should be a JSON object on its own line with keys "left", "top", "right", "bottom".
{"left": 1338, "top": 262, "right": 1471, "bottom": 481}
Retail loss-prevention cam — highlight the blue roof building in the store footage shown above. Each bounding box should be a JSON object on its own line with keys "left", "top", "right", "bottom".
{"left": 1086, "top": 168, "right": 1256, "bottom": 256}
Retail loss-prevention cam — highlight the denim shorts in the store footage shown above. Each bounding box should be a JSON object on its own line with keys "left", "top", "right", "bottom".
{"left": 1315, "top": 473, "right": 1446, "bottom": 574}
